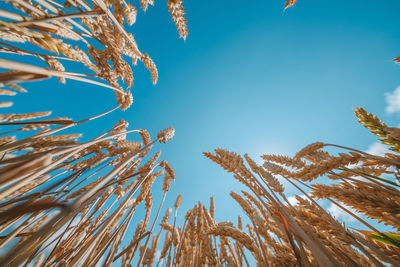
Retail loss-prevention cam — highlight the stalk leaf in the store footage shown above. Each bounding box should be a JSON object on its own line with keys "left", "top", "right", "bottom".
{"left": 357, "top": 229, "right": 400, "bottom": 248}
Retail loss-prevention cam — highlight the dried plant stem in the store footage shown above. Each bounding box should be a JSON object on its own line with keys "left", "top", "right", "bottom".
{"left": 0, "top": 59, "right": 125, "bottom": 94}
{"left": 325, "top": 143, "right": 400, "bottom": 167}
{"left": 7, "top": 10, "right": 105, "bottom": 28}
{"left": 136, "top": 192, "right": 167, "bottom": 266}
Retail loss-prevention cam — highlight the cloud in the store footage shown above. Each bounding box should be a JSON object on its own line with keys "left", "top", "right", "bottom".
{"left": 287, "top": 194, "right": 306, "bottom": 206}
{"left": 365, "top": 141, "right": 390, "bottom": 156}
{"left": 385, "top": 86, "right": 400, "bottom": 114}
{"left": 327, "top": 203, "right": 361, "bottom": 223}
{"left": 267, "top": 230, "right": 277, "bottom": 240}
{"left": 155, "top": 249, "right": 162, "bottom": 263}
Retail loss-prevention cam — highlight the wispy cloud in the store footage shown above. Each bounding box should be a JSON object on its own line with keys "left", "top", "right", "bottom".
{"left": 287, "top": 194, "right": 306, "bottom": 206}
{"left": 327, "top": 203, "right": 361, "bottom": 223}
{"left": 365, "top": 141, "right": 390, "bottom": 156}
{"left": 155, "top": 249, "right": 162, "bottom": 263}
{"left": 385, "top": 86, "right": 400, "bottom": 114}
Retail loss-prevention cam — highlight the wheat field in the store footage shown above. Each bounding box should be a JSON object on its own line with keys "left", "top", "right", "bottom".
{"left": 0, "top": 0, "right": 399, "bottom": 266}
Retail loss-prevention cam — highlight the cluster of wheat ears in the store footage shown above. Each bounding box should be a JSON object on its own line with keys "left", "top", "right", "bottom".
{"left": 0, "top": 0, "right": 399, "bottom": 266}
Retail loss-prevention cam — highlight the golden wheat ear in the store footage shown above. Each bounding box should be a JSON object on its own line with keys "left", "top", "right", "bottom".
{"left": 168, "top": 0, "right": 188, "bottom": 40}
{"left": 0, "top": 0, "right": 190, "bottom": 111}
{"left": 284, "top": 0, "right": 298, "bottom": 11}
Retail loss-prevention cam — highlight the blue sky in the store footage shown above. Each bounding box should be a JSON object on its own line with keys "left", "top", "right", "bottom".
{"left": 4, "top": 0, "right": 400, "bottom": 227}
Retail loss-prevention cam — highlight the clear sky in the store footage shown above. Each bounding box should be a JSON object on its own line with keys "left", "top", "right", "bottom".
{"left": 5, "top": 0, "right": 400, "bottom": 227}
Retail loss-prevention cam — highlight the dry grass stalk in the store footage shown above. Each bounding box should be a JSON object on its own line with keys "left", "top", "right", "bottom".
{"left": 191, "top": 107, "right": 400, "bottom": 266}
{"left": 0, "top": 113, "right": 177, "bottom": 265}
{"left": 0, "top": 0, "right": 188, "bottom": 265}
{"left": 2, "top": 1, "right": 399, "bottom": 266}
{"left": 0, "top": 0, "right": 187, "bottom": 110}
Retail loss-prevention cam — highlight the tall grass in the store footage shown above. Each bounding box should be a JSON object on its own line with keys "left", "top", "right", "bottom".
{"left": 1, "top": 0, "right": 399, "bottom": 266}
{"left": 146, "top": 110, "right": 400, "bottom": 266}
{"left": 192, "top": 110, "right": 400, "bottom": 266}
{"left": 0, "top": 0, "right": 184, "bottom": 265}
